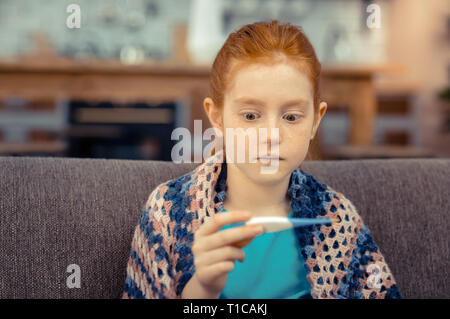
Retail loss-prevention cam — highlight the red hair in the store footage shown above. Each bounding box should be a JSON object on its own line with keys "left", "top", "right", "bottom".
{"left": 209, "top": 20, "right": 322, "bottom": 161}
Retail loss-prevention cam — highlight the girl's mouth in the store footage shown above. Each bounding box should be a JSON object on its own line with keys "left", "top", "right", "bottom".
{"left": 256, "top": 156, "right": 283, "bottom": 161}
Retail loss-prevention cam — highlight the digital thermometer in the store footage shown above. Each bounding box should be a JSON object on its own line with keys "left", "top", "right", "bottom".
{"left": 228, "top": 216, "right": 338, "bottom": 234}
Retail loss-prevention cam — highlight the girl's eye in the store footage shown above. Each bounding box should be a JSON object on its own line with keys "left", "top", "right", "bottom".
{"left": 283, "top": 114, "right": 301, "bottom": 122}
{"left": 243, "top": 113, "right": 260, "bottom": 121}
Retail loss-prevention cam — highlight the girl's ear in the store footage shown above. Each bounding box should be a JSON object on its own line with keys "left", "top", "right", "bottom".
{"left": 311, "top": 101, "right": 327, "bottom": 140}
{"left": 204, "top": 97, "right": 223, "bottom": 131}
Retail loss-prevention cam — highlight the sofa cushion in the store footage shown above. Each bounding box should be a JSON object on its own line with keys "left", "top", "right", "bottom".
{"left": 0, "top": 157, "right": 448, "bottom": 298}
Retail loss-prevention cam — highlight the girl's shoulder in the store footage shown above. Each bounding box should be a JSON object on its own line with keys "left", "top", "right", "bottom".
{"left": 295, "top": 169, "right": 357, "bottom": 208}
{"left": 143, "top": 169, "right": 195, "bottom": 211}
{"left": 142, "top": 160, "right": 216, "bottom": 212}
{"left": 296, "top": 168, "right": 362, "bottom": 224}
{"left": 316, "top": 178, "right": 368, "bottom": 235}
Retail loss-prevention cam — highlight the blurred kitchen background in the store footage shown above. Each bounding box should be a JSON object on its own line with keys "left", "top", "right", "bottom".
{"left": 0, "top": 0, "right": 448, "bottom": 161}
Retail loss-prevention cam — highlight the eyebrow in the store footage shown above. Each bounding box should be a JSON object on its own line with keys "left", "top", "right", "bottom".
{"left": 233, "top": 97, "right": 309, "bottom": 108}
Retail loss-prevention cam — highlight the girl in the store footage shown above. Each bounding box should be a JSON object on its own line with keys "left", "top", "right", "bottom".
{"left": 122, "top": 20, "right": 402, "bottom": 299}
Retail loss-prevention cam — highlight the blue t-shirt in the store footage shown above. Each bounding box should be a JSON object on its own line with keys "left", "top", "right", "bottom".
{"left": 218, "top": 208, "right": 311, "bottom": 299}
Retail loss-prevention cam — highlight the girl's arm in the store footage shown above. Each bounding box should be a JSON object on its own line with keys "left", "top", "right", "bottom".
{"left": 181, "top": 272, "right": 220, "bottom": 299}
{"left": 337, "top": 194, "right": 402, "bottom": 299}
{"left": 122, "top": 185, "right": 182, "bottom": 299}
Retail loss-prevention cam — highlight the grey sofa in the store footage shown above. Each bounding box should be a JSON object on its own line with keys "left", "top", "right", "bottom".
{"left": 0, "top": 156, "right": 449, "bottom": 299}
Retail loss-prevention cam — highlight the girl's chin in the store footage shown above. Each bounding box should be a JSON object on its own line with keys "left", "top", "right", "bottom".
{"left": 252, "top": 159, "right": 285, "bottom": 168}
{"left": 249, "top": 157, "right": 285, "bottom": 163}
{"left": 248, "top": 162, "right": 287, "bottom": 176}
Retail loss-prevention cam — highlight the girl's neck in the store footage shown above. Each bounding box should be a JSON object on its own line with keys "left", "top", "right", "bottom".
{"left": 223, "top": 163, "right": 292, "bottom": 217}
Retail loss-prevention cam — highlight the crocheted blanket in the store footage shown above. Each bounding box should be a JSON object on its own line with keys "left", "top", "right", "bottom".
{"left": 122, "top": 155, "right": 402, "bottom": 299}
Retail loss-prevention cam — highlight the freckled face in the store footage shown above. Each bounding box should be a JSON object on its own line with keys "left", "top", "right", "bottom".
{"left": 222, "top": 61, "right": 316, "bottom": 184}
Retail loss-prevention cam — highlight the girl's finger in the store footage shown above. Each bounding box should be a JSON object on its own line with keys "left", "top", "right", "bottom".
{"left": 195, "top": 246, "right": 245, "bottom": 267}
{"left": 199, "top": 261, "right": 235, "bottom": 283}
{"left": 196, "top": 210, "right": 251, "bottom": 237}
{"left": 199, "top": 224, "right": 264, "bottom": 252}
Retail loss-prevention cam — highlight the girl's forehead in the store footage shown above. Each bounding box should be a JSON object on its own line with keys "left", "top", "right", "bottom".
{"left": 225, "top": 61, "right": 313, "bottom": 103}
{"left": 228, "top": 56, "right": 309, "bottom": 77}
{"left": 228, "top": 58, "right": 304, "bottom": 79}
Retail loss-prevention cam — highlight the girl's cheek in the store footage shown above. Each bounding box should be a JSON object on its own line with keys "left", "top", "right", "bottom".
{"left": 284, "top": 125, "right": 310, "bottom": 140}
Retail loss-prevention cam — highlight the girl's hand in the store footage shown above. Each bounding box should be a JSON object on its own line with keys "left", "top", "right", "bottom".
{"left": 190, "top": 210, "right": 264, "bottom": 298}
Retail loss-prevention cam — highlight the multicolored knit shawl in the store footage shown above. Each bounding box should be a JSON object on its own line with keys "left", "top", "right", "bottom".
{"left": 122, "top": 155, "right": 402, "bottom": 299}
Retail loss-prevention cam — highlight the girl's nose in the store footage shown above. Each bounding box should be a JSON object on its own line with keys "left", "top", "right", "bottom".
{"left": 259, "top": 118, "right": 281, "bottom": 146}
